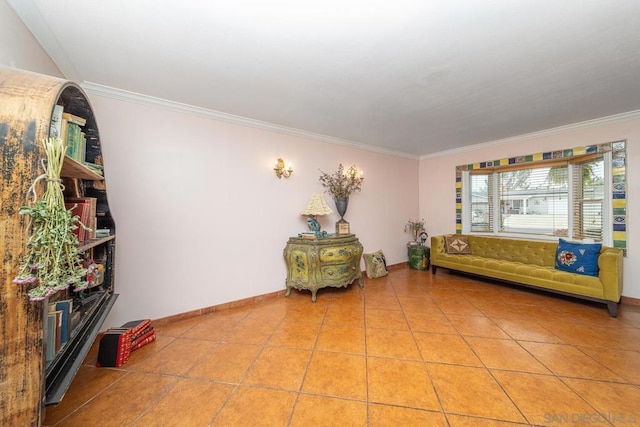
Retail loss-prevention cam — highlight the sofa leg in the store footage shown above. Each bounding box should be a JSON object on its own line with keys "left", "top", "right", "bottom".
{"left": 607, "top": 301, "right": 619, "bottom": 318}
{"left": 431, "top": 265, "right": 437, "bottom": 274}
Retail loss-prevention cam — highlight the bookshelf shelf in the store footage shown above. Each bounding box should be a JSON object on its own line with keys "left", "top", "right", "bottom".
{"left": 0, "top": 68, "right": 118, "bottom": 424}
{"left": 61, "top": 156, "right": 104, "bottom": 181}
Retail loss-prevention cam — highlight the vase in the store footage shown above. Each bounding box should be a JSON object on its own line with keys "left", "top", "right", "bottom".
{"left": 335, "top": 197, "right": 349, "bottom": 220}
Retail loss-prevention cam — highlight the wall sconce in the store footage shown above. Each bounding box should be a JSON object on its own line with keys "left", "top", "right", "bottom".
{"left": 274, "top": 158, "right": 293, "bottom": 179}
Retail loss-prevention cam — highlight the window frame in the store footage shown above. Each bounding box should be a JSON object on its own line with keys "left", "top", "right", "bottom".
{"left": 456, "top": 142, "right": 625, "bottom": 253}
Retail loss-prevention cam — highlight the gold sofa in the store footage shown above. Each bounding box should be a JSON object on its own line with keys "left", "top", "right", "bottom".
{"left": 431, "top": 235, "right": 623, "bottom": 317}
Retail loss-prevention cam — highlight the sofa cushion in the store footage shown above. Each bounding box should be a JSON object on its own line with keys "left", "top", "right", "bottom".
{"left": 445, "top": 235, "right": 472, "bottom": 254}
{"left": 363, "top": 250, "right": 388, "bottom": 279}
{"left": 555, "top": 238, "right": 602, "bottom": 276}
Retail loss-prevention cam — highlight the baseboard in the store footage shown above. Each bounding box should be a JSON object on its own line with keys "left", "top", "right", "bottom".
{"left": 386, "top": 262, "right": 409, "bottom": 271}
{"left": 152, "top": 289, "right": 288, "bottom": 327}
{"left": 621, "top": 296, "right": 640, "bottom": 307}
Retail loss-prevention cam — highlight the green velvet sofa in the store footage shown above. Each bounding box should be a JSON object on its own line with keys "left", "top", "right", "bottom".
{"left": 430, "top": 235, "right": 624, "bottom": 317}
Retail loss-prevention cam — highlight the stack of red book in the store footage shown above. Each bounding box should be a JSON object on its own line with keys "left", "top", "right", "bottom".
{"left": 96, "top": 319, "right": 155, "bottom": 368}
{"left": 122, "top": 319, "right": 156, "bottom": 352}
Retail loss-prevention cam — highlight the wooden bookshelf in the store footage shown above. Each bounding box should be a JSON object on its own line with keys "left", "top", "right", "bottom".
{"left": 0, "top": 68, "right": 118, "bottom": 424}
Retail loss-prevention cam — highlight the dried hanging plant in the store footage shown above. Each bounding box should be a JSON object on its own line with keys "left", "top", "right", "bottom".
{"left": 13, "top": 137, "right": 87, "bottom": 301}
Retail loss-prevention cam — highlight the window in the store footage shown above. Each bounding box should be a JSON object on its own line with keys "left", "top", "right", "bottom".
{"left": 463, "top": 154, "right": 609, "bottom": 244}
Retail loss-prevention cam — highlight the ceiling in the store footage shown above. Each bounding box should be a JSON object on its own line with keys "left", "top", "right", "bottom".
{"left": 9, "top": 0, "right": 640, "bottom": 158}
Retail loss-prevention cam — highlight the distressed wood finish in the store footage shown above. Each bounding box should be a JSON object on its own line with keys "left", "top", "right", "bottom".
{"left": 0, "top": 68, "right": 70, "bottom": 426}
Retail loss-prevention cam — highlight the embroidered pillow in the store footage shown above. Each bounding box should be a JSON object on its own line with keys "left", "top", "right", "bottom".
{"left": 445, "top": 235, "right": 472, "bottom": 254}
{"left": 555, "top": 238, "right": 602, "bottom": 276}
{"left": 363, "top": 250, "right": 388, "bottom": 279}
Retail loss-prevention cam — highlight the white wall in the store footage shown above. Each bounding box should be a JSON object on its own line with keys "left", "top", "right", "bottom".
{"left": 88, "top": 93, "right": 419, "bottom": 326}
{"left": 419, "top": 116, "right": 640, "bottom": 299}
{"left": 0, "top": 0, "right": 61, "bottom": 76}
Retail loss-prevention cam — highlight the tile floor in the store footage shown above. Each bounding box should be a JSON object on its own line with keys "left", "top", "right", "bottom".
{"left": 43, "top": 266, "right": 640, "bottom": 426}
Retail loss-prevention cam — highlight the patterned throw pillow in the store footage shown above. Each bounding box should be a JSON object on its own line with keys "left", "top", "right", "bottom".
{"left": 444, "top": 235, "right": 472, "bottom": 254}
{"left": 363, "top": 250, "right": 388, "bottom": 279}
{"left": 554, "top": 238, "right": 602, "bottom": 276}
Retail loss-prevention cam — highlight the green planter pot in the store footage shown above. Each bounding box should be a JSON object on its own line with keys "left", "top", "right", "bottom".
{"left": 408, "top": 245, "right": 430, "bottom": 270}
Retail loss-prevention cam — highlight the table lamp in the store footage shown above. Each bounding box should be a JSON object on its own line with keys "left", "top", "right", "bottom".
{"left": 301, "top": 193, "right": 333, "bottom": 237}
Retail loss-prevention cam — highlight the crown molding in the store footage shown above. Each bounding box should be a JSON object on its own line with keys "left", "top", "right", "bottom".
{"left": 7, "top": 0, "right": 81, "bottom": 82}
{"left": 81, "top": 82, "right": 419, "bottom": 160}
{"left": 420, "top": 109, "right": 640, "bottom": 160}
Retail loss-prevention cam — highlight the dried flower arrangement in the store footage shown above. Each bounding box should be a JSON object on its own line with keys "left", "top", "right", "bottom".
{"left": 318, "top": 163, "right": 364, "bottom": 199}
{"left": 405, "top": 219, "right": 426, "bottom": 244}
{"left": 13, "top": 138, "right": 88, "bottom": 300}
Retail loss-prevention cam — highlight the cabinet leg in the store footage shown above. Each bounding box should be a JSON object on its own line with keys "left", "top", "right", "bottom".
{"left": 285, "top": 287, "right": 291, "bottom": 298}
{"left": 357, "top": 277, "right": 364, "bottom": 288}
{"left": 311, "top": 290, "right": 317, "bottom": 302}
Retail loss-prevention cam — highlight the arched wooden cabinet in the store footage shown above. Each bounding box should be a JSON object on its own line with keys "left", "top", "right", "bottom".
{"left": 0, "top": 67, "right": 118, "bottom": 425}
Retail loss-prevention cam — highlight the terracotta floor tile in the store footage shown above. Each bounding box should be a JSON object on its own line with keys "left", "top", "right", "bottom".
{"left": 428, "top": 364, "right": 525, "bottom": 423}
{"left": 46, "top": 266, "right": 640, "bottom": 426}
{"left": 323, "top": 305, "right": 365, "bottom": 327}
{"left": 54, "top": 372, "right": 177, "bottom": 426}
{"left": 472, "top": 303, "right": 530, "bottom": 320}
{"left": 491, "top": 317, "right": 564, "bottom": 343}
{"left": 447, "top": 314, "right": 510, "bottom": 339}
{"left": 153, "top": 315, "right": 210, "bottom": 337}
{"left": 365, "top": 308, "right": 409, "bottom": 330}
{"left": 213, "top": 385, "right": 297, "bottom": 426}
{"left": 123, "top": 334, "right": 174, "bottom": 368}
{"left": 413, "top": 332, "right": 482, "bottom": 366}
{"left": 578, "top": 346, "right": 640, "bottom": 384}
{"left": 519, "top": 341, "right": 626, "bottom": 382}
{"left": 562, "top": 377, "right": 640, "bottom": 423}
{"left": 364, "top": 294, "right": 402, "bottom": 310}
{"left": 268, "top": 321, "right": 321, "bottom": 349}
{"left": 246, "top": 300, "right": 289, "bottom": 322}
{"left": 367, "top": 357, "right": 440, "bottom": 410}
{"left": 42, "top": 366, "right": 127, "bottom": 425}
{"left": 302, "top": 351, "right": 367, "bottom": 400}
{"left": 369, "top": 403, "right": 447, "bottom": 426}
{"left": 180, "top": 310, "right": 248, "bottom": 340}
{"left": 187, "top": 342, "right": 261, "bottom": 382}
{"left": 242, "top": 346, "right": 311, "bottom": 390}
{"left": 434, "top": 299, "right": 485, "bottom": 316}
{"left": 366, "top": 328, "right": 421, "bottom": 360}
{"left": 316, "top": 325, "right": 366, "bottom": 354}
{"left": 405, "top": 312, "right": 458, "bottom": 334}
{"left": 492, "top": 370, "right": 598, "bottom": 425}
{"left": 223, "top": 318, "right": 279, "bottom": 345}
{"left": 135, "top": 378, "right": 234, "bottom": 426}
{"left": 397, "top": 296, "right": 441, "bottom": 313}
{"left": 291, "top": 394, "right": 367, "bottom": 426}
{"left": 465, "top": 337, "right": 551, "bottom": 374}
{"left": 447, "top": 414, "right": 530, "bottom": 426}
{"left": 283, "top": 304, "right": 328, "bottom": 324}
{"left": 131, "top": 338, "right": 218, "bottom": 376}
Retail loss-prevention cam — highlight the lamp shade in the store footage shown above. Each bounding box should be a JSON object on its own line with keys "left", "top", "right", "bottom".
{"left": 301, "top": 193, "right": 333, "bottom": 216}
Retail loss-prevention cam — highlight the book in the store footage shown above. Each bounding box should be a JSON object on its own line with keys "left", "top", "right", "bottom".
{"left": 66, "top": 197, "right": 97, "bottom": 241}
{"left": 96, "top": 328, "right": 132, "bottom": 367}
{"left": 131, "top": 332, "right": 156, "bottom": 351}
{"left": 130, "top": 324, "right": 154, "bottom": 342}
{"left": 65, "top": 200, "right": 90, "bottom": 242}
{"left": 50, "top": 105, "right": 64, "bottom": 139}
{"left": 53, "top": 310, "right": 63, "bottom": 352}
{"left": 120, "top": 319, "right": 151, "bottom": 336}
{"left": 131, "top": 326, "right": 155, "bottom": 347}
{"left": 45, "top": 312, "right": 56, "bottom": 362}
{"left": 62, "top": 112, "right": 87, "bottom": 126}
{"left": 54, "top": 299, "right": 73, "bottom": 345}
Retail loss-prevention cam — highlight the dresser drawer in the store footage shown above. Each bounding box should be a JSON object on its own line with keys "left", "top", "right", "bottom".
{"left": 319, "top": 246, "right": 358, "bottom": 262}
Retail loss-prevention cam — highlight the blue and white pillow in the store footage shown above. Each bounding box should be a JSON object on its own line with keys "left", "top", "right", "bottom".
{"left": 555, "top": 238, "right": 602, "bottom": 276}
